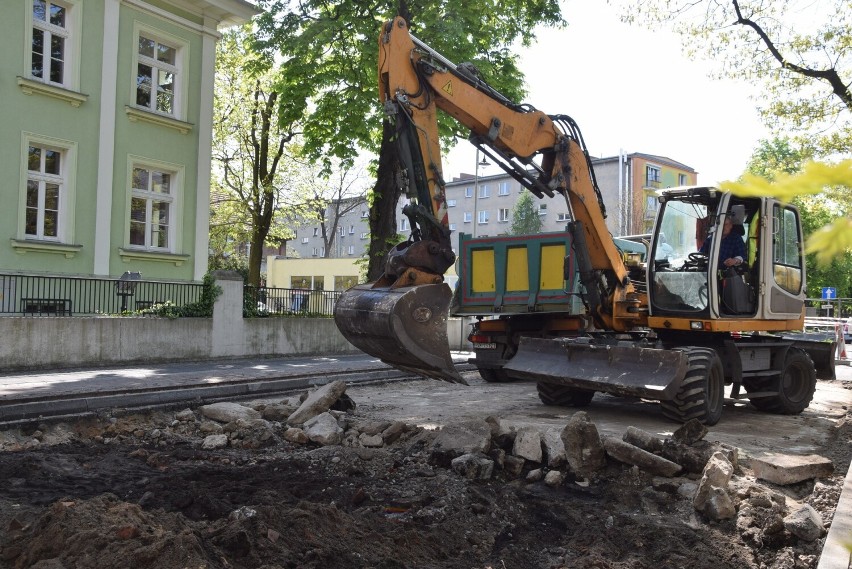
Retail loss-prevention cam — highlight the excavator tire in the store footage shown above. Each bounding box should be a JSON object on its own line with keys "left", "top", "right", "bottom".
{"left": 478, "top": 367, "right": 513, "bottom": 383}
{"left": 746, "top": 347, "right": 815, "bottom": 414}
{"left": 660, "top": 347, "right": 724, "bottom": 426}
{"left": 536, "top": 382, "right": 595, "bottom": 407}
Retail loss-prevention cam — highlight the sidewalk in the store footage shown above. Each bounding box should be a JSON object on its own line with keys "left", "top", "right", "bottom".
{"left": 0, "top": 353, "right": 473, "bottom": 424}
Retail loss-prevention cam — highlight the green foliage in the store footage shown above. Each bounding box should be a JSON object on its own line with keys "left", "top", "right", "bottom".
{"left": 510, "top": 192, "right": 544, "bottom": 235}
{"left": 728, "top": 138, "right": 852, "bottom": 295}
{"left": 135, "top": 274, "right": 223, "bottom": 319}
{"left": 253, "top": 1, "right": 565, "bottom": 170}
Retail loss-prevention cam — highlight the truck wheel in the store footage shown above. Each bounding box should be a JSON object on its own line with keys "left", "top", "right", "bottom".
{"left": 536, "top": 382, "right": 595, "bottom": 407}
{"left": 660, "top": 347, "right": 724, "bottom": 426}
{"left": 747, "top": 348, "right": 815, "bottom": 414}
{"left": 478, "top": 367, "right": 512, "bottom": 383}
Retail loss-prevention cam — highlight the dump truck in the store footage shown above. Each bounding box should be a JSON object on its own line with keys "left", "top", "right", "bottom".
{"left": 334, "top": 15, "right": 832, "bottom": 425}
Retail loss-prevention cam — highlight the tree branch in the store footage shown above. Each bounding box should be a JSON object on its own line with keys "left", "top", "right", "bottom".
{"left": 731, "top": 0, "right": 852, "bottom": 111}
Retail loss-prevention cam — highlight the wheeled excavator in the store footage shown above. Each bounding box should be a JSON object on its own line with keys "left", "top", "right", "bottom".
{"left": 334, "top": 16, "right": 830, "bottom": 425}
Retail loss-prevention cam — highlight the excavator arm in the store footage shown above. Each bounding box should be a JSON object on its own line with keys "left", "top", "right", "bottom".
{"left": 334, "top": 17, "right": 645, "bottom": 383}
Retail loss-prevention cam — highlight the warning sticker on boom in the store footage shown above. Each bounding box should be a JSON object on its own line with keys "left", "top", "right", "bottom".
{"left": 442, "top": 81, "right": 453, "bottom": 96}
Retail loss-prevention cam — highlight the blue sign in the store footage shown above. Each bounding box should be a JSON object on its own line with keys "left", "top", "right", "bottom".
{"left": 822, "top": 287, "right": 837, "bottom": 300}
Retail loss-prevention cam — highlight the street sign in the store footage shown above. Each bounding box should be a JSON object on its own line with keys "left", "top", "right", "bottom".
{"left": 822, "top": 287, "right": 837, "bottom": 300}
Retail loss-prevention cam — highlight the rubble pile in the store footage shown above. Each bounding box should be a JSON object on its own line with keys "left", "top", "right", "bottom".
{"left": 0, "top": 380, "right": 845, "bottom": 569}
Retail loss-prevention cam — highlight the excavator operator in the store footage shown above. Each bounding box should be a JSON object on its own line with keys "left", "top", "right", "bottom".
{"left": 700, "top": 216, "right": 746, "bottom": 269}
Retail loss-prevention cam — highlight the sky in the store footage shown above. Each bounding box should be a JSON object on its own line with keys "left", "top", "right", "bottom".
{"left": 442, "top": 1, "right": 771, "bottom": 186}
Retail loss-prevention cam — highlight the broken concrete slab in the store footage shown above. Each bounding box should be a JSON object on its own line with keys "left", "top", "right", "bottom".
{"left": 286, "top": 380, "right": 347, "bottom": 426}
{"left": 513, "top": 427, "right": 543, "bottom": 463}
{"left": 429, "top": 419, "right": 492, "bottom": 467}
{"left": 561, "top": 411, "right": 606, "bottom": 476}
{"left": 672, "top": 419, "right": 708, "bottom": 445}
{"left": 602, "top": 436, "right": 682, "bottom": 477}
{"left": 751, "top": 453, "right": 834, "bottom": 485}
{"left": 451, "top": 453, "right": 494, "bottom": 480}
{"left": 303, "top": 412, "right": 344, "bottom": 445}
{"left": 622, "top": 426, "right": 663, "bottom": 454}
{"left": 200, "top": 402, "right": 262, "bottom": 424}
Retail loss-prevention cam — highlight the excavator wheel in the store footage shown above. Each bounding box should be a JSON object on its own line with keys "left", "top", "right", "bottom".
{"left": 536, "top": 382, "right": 595, "bottom": 407}
{"left": 746, "top": 347, "right": 815, "bottom": 414}
{"left": 660, "top": 347, "right": 724, "bottom": 426}
{"left": 478, "top": 367, "right": 513, "bottom": 383}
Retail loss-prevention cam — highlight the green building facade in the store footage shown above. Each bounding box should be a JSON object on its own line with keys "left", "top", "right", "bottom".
{"left": 0, "top": 0, "right": 257, "bottom": 281}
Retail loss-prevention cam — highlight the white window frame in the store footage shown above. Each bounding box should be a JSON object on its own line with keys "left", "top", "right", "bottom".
{"left": 313, "top": 227, "right": 319, "bottom": 237}
{"left": 339, "top": 226, "right": 345, "bottom": 237}
{"left": 465, "top": 186, "right": 473, "bottom": 198}
{"left": 301, "top": 237, "right": 309, "bottom": 244}
{"left": 478, "top": 184, "right": 490, "bottom": 199}
{"left": 18, "top": 133, "right": 77, "bottom": 243}
{"left": 557, "top": 213, "right": 569, "bottom": 222}
{"left": 361, "top": 210, "right": 368, "bottom": 218}
{"left": 348, "top": 224, "right": 355, "bottom": 234}
{"left": 347, "top": 245, "right": 355, "bottom": 255}
{"left": 360, "top": 232, "right": 368, "bottom": 239}
{"left": 498, "top": 182, "right": 510, "bottom": 196}
{"left": 26, "top": 0, "right": 82, "bottom": 91}
{"left": 447, "top": 199, "right": 457, "bottom": 207}
{"left": 398, "top": 218, "right": 409, "bottom": 231}
{"left": 498, "top": 208, "right": 509, "bottom": 222}
{"left": 538, "top": 203, "right": 547, "bottom": 216}
{"left": 449, "top": 223, "right": 457, "bottom": 231}
{"left": 463, "top": 212, "right": 473, "bottom": 223}
{"left": 131, "top": 23, "right": 188, "bottom": 120}
{"left": 126, "top": 156, "right": 182, "bottom": 253}
{"left": 478, "top": 210, "right": 490, "bottom": 224}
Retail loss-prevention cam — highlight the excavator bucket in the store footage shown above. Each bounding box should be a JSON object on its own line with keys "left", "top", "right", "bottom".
{"left": 334, "top": 283, "right": 466, "bottom": 384}
{"left": 503, "top": 337, "right": 688, "bottom": 400}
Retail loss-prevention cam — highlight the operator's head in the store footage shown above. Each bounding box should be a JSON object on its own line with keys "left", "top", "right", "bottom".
{"left": 722, "top": 216, "right": 733, "bottom": 237}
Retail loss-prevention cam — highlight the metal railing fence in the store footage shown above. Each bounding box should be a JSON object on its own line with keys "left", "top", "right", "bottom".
{"left": 0, "top": 273, "right": 203, "bottom": 316}
{"left": 244, "top": 286, "right": 342, "bottom": 317}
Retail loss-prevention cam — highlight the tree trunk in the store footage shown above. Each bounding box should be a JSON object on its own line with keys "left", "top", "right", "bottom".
{"left": 248, "top": 224, "right": 268, "bottom": 287}
{"left": 366, "top": 119, "right": 402, "bottom": 281}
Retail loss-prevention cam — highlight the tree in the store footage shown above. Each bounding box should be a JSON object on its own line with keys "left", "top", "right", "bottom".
{"left": 510, "top": 192, "right": 544, "bottom": 235}
{"left": 289, "top": 159, "right": 369, "bottom": 258}
{"left": 212, "top": 28, "right": 302, "bottom": 286}
{"left": 619, "top": 0, "right": 851, "bottom": 155}
{"left": 254, "top": 1, "right": 565, "bottom": 280}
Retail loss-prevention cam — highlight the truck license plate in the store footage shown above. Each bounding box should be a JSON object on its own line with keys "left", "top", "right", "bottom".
{"left": 473, "top": 342, "right": 496, "bottom": 349}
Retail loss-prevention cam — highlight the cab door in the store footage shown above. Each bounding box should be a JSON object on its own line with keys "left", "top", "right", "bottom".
{"left": 760, "top": 199, "right": 806, "bottom": 319}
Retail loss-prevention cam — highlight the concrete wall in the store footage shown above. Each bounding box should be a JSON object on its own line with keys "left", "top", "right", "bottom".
{"left": 0, "top": 272, "right": 471, "bottom": 371}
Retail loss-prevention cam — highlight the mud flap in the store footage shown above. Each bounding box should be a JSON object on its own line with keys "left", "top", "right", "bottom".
{"left": 503, "top": 337, "right": 689, "bottom": 400}
{"left": 334, "top": 283, "right": 466, "bottom": 384}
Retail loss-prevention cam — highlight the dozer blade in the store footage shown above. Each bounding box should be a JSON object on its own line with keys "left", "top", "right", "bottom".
{"left": 334, "top": 283, "right": 466, "bottom": 384}
{"left": 503, "top": 337, "right": 688, "bottom": 400}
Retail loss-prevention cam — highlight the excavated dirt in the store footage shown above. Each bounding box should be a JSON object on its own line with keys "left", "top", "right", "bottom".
{"left": 0, "top": 380, "right": 850, "bottom": 569}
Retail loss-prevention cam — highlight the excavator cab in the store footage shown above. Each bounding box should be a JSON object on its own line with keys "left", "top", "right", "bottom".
{"left": 647, "top": 187, "right": 806, "bottom": 326}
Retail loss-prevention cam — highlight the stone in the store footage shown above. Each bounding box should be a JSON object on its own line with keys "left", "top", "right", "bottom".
{"left": 544, "top": 470, "right": 565, "bottom": 487}
{"left": 622, "top": 426, "right": 664, "bottom": 454}
{"left": 450, "top": 453, "right": 494, "bottom": 480}
{"left": 303, "top": 412, "right": 344, "bottom": 445}
{"left": 702, "top": 487, "right": 736, "bottom": 520}
{"left": 199, "top": 402, "right": 262, "bottom": 424}
{"left": 602, "top": 436, "right": 682, "bottom": 477}
{"left": 751, "top": 453, "right": 834, "bottom": 485}
{"left": 560, "top": 411, "right": 606, "bottom": 475}
{"left": 542, "top": 429, "right": 567, "bottom": 468}
{"left": 783, "top": 504, "right": 825, "bottom": 542}
{"left": 702, "top": 452, "right": 734, "bottom": 489}
{"left": 503, "top": 455, "right": 525, "bottom": 478}
{"left": 175, "top": 408, "right": 195, "bottom": 422}
{"left": 513, "top": 427, "right": 543, "bottom": 463}
{"left": 485, "top": 416, "right": 516, "bottom": 450}
{"left": 287, "top": 381, "right": 348, "bottom": 425}
{"left": 359, "top": 433, "right": 384, "bottom": 448}
{"left": 429, "top": 419, "right": 492, "bottom": 467}
{"left": 201, "top": 434, "right": 228, "bottom": 450}
{"left": 672, "top": 419, "right": 708, "bottom": 445}
{"left": 381, "top": 421, "right": 406, "bottom": 444}
{"left": 526, "top": 468, "right": 544, "bottom": 482}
